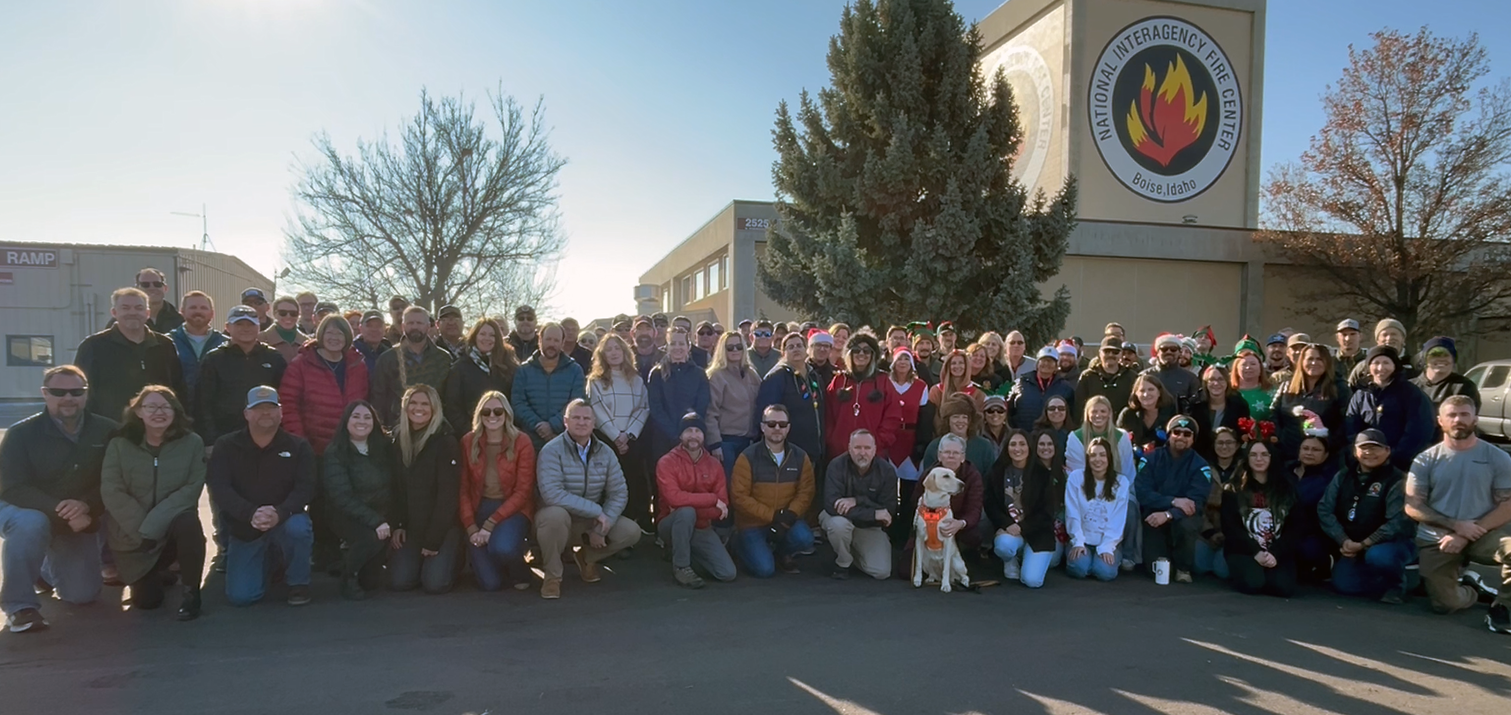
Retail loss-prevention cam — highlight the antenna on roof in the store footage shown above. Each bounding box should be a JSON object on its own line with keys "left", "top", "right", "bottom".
{"left": 170, "top": 204, "right": 215, "bottom": 252}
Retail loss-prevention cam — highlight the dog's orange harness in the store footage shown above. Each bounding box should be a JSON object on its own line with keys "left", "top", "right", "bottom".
{"left": 919, "top": 505, "right": 949, "bottom": 550}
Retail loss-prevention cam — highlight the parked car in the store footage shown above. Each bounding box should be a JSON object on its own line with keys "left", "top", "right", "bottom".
{"left": 1465, "top": 359, "right": 1511, "bottom": 440}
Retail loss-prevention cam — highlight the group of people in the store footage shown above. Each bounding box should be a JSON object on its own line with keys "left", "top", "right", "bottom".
{"left": 0, "top": 268, "right": 1507, "bottom": 638}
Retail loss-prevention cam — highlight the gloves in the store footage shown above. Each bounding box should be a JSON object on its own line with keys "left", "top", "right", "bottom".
{"left": 774, "top": 509, "right": 799, "bottom": 527}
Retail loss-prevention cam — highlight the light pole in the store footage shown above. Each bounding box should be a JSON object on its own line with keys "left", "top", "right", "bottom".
{"left": 170, "top": 204, "right": 214, "bottom": 251}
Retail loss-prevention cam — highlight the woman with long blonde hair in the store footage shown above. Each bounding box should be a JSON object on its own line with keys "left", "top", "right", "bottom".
{"left": 706, "top": 329, "right": 762, "bottom": 477}
{"left": 587, "top": 333, "right": 653, "bottom": 530}
{"left": 442, "top": 317, "right": 519, "bottom": 431}
{"left": 459, "top": 391, "right": 535, "bottom": 592}
{"left": 389, "top": 384, "right": 461, "bottom": 594}
{"left": 927, "top": 349, "right": 983, "bottom": 432}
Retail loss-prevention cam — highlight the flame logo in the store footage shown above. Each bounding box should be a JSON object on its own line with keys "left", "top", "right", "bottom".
{"left": 1125, "top": 55, "right": 1208, "bottom": 167}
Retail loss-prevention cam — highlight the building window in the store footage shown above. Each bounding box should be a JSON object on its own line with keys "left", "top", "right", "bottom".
{"left": 7, "top": 335, "right": 54, "bottom": 367}
{"left": 718, "top": 255, "right": 728, "bottom": 290}
{"left": 662, "top": 283, "right": 671, "bottom": 312}
{"left": 708, "top": 260, "right": 722, "bottom": 295}
{"left": 681, "top": 275, "right": 693, "bottom": 306}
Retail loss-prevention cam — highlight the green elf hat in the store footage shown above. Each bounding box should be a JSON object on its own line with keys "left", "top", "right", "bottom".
{"left": 1232, "top": 334, "right": 1262, "bottom": 357}
{"left": 906, "top": 321, "right": 935, "bottom": 339}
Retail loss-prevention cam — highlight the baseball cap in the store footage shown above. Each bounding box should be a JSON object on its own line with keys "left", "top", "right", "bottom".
{"left": 651, "top": 312, "right": 669, "bottom": 326}
{"left": 227, "top": 305, "right": 260, "bottom": 325}
{"left": 1120, "top": 341, "right": 1138, "bottom": 353}
{"left": 1100, "top": 336, "right": 1121, "bottom": 351}
{"left": 1266, "top": 333, "right": 1287, "bottom": 346}
{"left": 245, "top": 385, "right": 280, "bottom": 409}
{"left": 315, "top": 301, "right": 337, "bottom": 314}
{"left": 1354, "top": 429, "right": 1389, "bottom": 448}
{"left": 612, "top": 319, "right": 631, "bottom": 331}
{"left": 514, "top": 305, "right": 535, "bottom": 320}
{"left": 361, "top": 310, "right": 385, "bottom": 324}
{"left": 389, "top": 295, "right": 409, "bottom": 309}
{"left": 738, "top": 319, "right": 753, "bottom": 328}
{"left": 1286, "top": 333, "right": 1312, "bottom": 347}
{"left": 1036, "top": 346, "right": 1058, "bottom": 361}
{"left": 438, "top": 304, "right": 463, "bottom": 319}
{"left": 241, "top": 288, "right": 267, "bottom": 303}
{"left": 1336, "top": 318, "right": 1360, "bottom": 332}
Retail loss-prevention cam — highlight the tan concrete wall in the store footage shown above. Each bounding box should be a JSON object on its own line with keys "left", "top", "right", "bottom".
{"left": 978, "top": 1, "right": 1069, "bottom": 200}
{"left": 1049, "top": 255, "right": 1243, "bottom": 344}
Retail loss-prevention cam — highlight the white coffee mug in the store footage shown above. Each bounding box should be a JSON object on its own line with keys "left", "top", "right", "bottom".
{"left": 1153, "top": 557, "right": 1171, "bottom": 585}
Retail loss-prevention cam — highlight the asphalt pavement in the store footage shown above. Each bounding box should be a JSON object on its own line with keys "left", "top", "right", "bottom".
{"left": 1, "top": 534, "right": 1508, "bottom": 715}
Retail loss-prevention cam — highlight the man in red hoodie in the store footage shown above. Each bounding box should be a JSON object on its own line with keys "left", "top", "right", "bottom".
{"left": 656, "top": 412, "right": 737, "bottom": 589}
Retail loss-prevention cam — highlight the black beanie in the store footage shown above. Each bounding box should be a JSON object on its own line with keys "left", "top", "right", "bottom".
{"left": 1365, "top": 345, "right": 1402, "bottom": 373}
{"left": 679, "top": 411, "right": 707, "bottom": 437}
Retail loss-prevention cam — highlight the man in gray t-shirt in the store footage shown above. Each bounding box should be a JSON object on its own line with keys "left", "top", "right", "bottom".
{"left": 1405, "top": 395, "right": 1511, "bottom": 633}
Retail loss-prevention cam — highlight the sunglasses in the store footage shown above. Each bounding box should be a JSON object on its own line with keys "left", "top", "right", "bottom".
{"left": 697, "top": 329, "right": 716, "bottom": 336}
{"left": 1170, "top": 429, "right": 1194, "bottom": 437}
{"left": 277, "top": 310, "right": 300, "bottom": 318}
{"left": 753, "top": 330, "right": 773, "bottom": 338}
{"left": 137, "top": 281, "right": 165, "bottom": 289}
{"left": 46, "top": 388, "right": 86, "bottom": 397}
{"left": 852, "top": 346, "right": 874, "bottom": 355}
{"left": 245, "top": 298, "right": 267, "bottom": 306}
{"left": 1047, "top": 405, "right": 1067, "bottom": 412}
{"left": 763, "top": 420, "right": 790, "bottom": 429}
{"left": 984, "top": 407, "right": 1007, "bottom": 415}
{"left": 480, "top": 407, "right": 507, "bottom": 417}
{"left": 725, "top": 344, "right": 745, "bottom": 352}
{"left": 1158, "top": 346, "right": 1180, "bottom": 352}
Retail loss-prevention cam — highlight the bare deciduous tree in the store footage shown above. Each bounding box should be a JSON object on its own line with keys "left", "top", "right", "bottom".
{"left": 284, "top": 86, "right": 566, "bottom": 317}
{"left": 1258, "top": 28, "right": 1511, "bottom": 339}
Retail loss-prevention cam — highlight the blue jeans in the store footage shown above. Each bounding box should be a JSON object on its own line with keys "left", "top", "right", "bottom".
{"left": 1066, "top": 546, "right": 1122, "bottom": 581}
{"left": 735, "top": 522, "right": 813, "bottom": 578}
{"left": 225, "top": 513, "right": 313, "bottom": 607}
{"left": 1195, "top": 540, "right": 1230, "bottom": 579}
{"left": 992, "top": 533, "right": 1062, "bottom": 588}
{"left": 0, "top": 500, "right": 102, "bottom": 614}
{"left": 718, "top": 437, "right": 752, "bottom": 477}
{"left": 1332, "top": 539, "right": 1416, "bottom": 597}
{"left": 467, "top": 502, "right": 530, "bottom": 592}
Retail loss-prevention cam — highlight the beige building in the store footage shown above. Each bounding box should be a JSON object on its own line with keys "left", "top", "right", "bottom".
{"left": 0, "top": 243, "right": 272, "bottom": 400}
{"left": 636, "top": 0, "right": 1507, "bottom": 362}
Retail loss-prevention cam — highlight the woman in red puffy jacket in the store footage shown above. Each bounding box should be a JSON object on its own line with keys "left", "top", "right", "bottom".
{"left": 281, "top": 314, "right": 370, "bottom": 456}
{"left": 457, "top": 390, "right": 536, "bottom": 592}
{"left": 824, "top": 331, "right": 898, "bottom": 460}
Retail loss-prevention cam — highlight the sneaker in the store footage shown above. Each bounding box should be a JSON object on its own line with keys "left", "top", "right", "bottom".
{"left": 34, "top": 578, "right": 54, "bottom": 596}
{"left": 177, "top": 587, "right": 202, "bottom": 621}
{"left": 1120, "top": 558, "right": 1135, "bottom": 572}
{"left": 778, "top": 555, "right": 800, "bottom": 575}
{"left": 1175, "top": 570, "right": 1193, "bottom": 584}
{"left": 1002, "top": 560, "right": 1021, "bottom": 581}
{"left": 830, "top": 567, "right": 851, "bottom": 581}
{"left": 211, "top": 553, "right": 227, "bottom": 574}
{"left": 573, "top": 551, "right": 601, "bottom": 583}
{"left": 1462, "top": 571, "right": 1498, "bottom": 601}
{"left": 6, "top": 608, "right": 48, "bottom": 633}
{"left": 540, "top": 578, "right": 562, "bottom": 600}
{"left": 673, "top": 567, "right": 706, "bottom": 589}
{"left": 101, "top": 564, "right": 124, "bottom": 587}
{"left": 1488, "top": 604, "right": 1511, "bottom": 635}
{"left": 1379, "top": 588, "right": 1406, "bottom": 605}
{"left": 340, "top": 579, "right": 368, "bottom": 601}
{"left": 286, "top": 586, "right": 311, "bottom": 606}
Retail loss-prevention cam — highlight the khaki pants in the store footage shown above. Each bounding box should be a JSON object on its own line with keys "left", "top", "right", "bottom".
{"left": 1417, "top": 526, "right": 1511, "bottom": 613}
{"left": 821, "top": 513, "right": 892, "bottom": 580}
{"left": 533, "top": 506, "right": 642, "bottom": 581}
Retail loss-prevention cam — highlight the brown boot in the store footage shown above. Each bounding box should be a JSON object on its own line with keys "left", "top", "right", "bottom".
{"left": 540, "top": 578, "right": 562, "bottom": 600}
{"left": 573, "top": 550, "right": 601, "bottom": 583}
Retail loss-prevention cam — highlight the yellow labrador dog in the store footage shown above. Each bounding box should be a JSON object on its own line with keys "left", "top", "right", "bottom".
{"left": 912, "top": 467, "right": 969, "bottom": 592}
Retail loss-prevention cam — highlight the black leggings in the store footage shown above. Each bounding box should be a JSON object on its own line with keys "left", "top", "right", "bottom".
{"left": 618, "top": 436, "right": 654, "bottom": 529}
{"left": 1228, "top": 552, "right": 1298, "bottom": 598}
{"left": 129, "top": 511, "right": 206, "bottom": 610}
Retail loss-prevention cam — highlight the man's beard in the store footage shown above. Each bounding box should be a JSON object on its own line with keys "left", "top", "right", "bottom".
{"left": 405, "top": 329, "right": 427, "bottom": 343}
{"left": 852, "top": 456, "right": 872, "bottom": 471}
{"left": 1449, "top": 425, "right": 1475, "bottom": 440}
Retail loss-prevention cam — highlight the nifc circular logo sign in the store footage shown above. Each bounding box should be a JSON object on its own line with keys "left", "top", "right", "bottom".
{"left": 1088, "top": 17, "right": 1241, "bottom": 203}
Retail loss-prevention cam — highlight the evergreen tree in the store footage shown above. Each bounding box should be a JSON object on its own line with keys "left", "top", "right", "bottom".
{"left": 759, "top": 0, "right": 1077, "bottom": 345}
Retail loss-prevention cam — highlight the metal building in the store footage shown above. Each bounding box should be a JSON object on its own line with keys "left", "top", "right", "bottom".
{"left": 0, "top": 242, "right": 272, "bottom": 400}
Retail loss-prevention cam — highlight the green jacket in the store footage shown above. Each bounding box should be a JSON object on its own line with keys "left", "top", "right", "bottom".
{"left": 322, "top": 442, "right": 394, "bottom": 531}
{"left": 100, "top": 432, "right": 206, "bottom": 585}
{"left": 371, "top": 339, "right": 455, "bottom": 427}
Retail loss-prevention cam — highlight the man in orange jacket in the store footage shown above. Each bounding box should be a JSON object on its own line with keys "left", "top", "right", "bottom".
{"left": 656, "top": 412, "right": 736, "bottom": 589}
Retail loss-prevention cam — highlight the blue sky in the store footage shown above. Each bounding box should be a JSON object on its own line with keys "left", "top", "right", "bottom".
{"left": 2, "top": 0, "right": 1507, "bottom": 321}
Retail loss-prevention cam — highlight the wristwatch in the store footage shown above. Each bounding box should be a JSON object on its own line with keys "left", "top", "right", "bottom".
{"left": 1166, "top": 510, "right": 1175, "bottom": 520}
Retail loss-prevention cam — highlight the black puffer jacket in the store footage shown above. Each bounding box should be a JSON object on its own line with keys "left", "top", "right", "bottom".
{"left": 390, "top": 426, "right": 461, "bottom": 552}
{"left": 74, "top": 326, "right": 186, "bottom": 423}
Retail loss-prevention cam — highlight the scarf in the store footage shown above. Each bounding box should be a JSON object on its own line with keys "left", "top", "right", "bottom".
{"left": 470, "top": 346, "right": 490, "bottom": 375}
{"left": 275, "top": 325, "right": 302, "bottom": 345}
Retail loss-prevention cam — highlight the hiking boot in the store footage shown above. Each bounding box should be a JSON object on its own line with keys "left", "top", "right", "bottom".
{"left": 540, "top": 578, "right": 562, "bottom": 600}
{"left": 1175, "top": 570, "right": 1193, "bottom": 584}
{"left": 674, "top": 567, "right": 706, "bottom": 589}
{"left": 573, "top": 550, "right": 601, "bottom": 583}
{"left": 340, "top": 579, "right": 368, "bottom": 601}
{"left": 286, "top": 586, "right": 311, "bottom": 606}
{"left": 6, "top": 608, "right": 48, "bottom": 633}
{"left": 1488, "top": 604, "right": 1511, "bottom": 635}
{"left": 177, "top": 586, "right": 202, "bottom": 621}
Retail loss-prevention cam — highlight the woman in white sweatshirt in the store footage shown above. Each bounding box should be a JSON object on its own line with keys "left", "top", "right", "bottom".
{"left": 1064, "top": 437, "right": 1129, "bottom": 581}
{"left": 1065, "top": 395, "right": 1140, "bottom": 570}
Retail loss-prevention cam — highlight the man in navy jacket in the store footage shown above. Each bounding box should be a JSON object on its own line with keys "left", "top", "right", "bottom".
{"left": 1136, "top": 415, "right": 1213, "bottom": 583}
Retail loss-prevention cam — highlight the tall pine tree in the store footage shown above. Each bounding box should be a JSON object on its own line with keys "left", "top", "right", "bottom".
{"left": 760, "top": 0, "right": 1076, "bottom": 344}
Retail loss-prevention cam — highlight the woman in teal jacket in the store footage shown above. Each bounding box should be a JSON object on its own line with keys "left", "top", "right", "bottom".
{"left": 101, "top": 385, "right": 207, "bottom": 621}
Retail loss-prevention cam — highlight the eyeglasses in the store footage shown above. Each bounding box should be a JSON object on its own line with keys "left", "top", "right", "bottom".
{"left": 1046, "top": 405, "right": 1067, "bottom": 412}
{"left": 725, "top": 344, "right": 745, "bottom": 352}
{"left": 137, "top": 281, "right": 165, "bottom": 289}
{"left": 753, "top": 330, "right": 773, "bottom": 338}
{"left": 480, "top": 407, "right": 507, "bottom": 417}
{"left": 1170, "top": 429, "right": 1194, "bottom": 437}
{"left": 138, "top": 403, "right": 173, "bottom": 413}
{"left": 244, "top": 298, "right": 267, "bottom": 306}
{"left": 45, "top": 388, "right": 86, "bottom": 397}
{"left": 697, "top": 329, "right": 716, "bottom": 336}
{"left": 277, "top": 310, "right": 299, "bottom": 318}
{"left": 984, "top": 407, "right": 1007, "bottom": 415}
{"left": 1158, "top": 346, "right": 1180, "bottom": 353}
{"left": 762, "top": 420, "right": 790, "bottom": 429}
